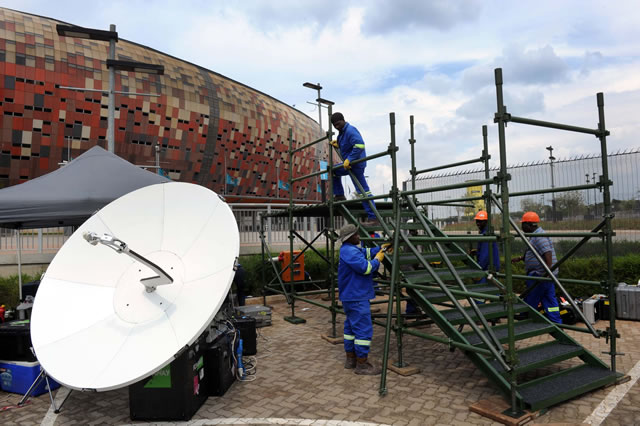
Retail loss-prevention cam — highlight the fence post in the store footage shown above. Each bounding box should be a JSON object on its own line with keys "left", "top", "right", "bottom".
{"left": 38, "top": 229, "right": 43, "bottom": 253}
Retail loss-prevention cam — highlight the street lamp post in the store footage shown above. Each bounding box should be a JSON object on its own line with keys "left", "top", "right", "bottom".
{"left": 107, "top": 24, "right": 116, "bottom": 153}
{"left": 56, "top": 24, "right": 164, "bottom": 154}
{"left": 546, "top": 146, "right": 556, "bottom": 222}
{"left": 585, "top": 174, "right": 590, "bottom": 215}
{"left": 303, "top": 82, "right": 324, "bottom": 202}
{"left": 303, "top": 82, "right": 323, "bottom": 131}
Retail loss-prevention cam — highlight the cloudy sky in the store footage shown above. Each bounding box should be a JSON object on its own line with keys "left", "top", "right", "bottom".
{"left": 8, "top": 0, "right": 640, "bottom": 197}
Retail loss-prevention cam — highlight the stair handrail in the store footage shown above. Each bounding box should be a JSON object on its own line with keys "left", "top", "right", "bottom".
{"left": 489, "top": 194, "right": 600, "bottom": 337}
{"left": 406, "top": 196, "right": 508, "bottom": 358}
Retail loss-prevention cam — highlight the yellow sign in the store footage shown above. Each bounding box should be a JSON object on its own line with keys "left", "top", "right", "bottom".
{"left": 465, "top": 183, "right": 485, "bottom": 217}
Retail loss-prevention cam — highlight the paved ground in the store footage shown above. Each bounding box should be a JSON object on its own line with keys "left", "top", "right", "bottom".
{"left": 2, "top": 297, "right": 640, "bottom": 426}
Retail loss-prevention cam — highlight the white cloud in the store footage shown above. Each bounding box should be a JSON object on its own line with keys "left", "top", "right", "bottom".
{"left": 579, "top": 51, "right": 605, "bottom": 76}
{"left": 6, "top": 0, "right": 639, "bottom": 202}
{"left": 360, "top": 0, "right": 482, "bottom": 35}
{"left": 500, "top": 44, "right": 569, "bottom": 85}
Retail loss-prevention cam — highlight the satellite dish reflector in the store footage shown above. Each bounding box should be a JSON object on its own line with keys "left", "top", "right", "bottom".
{"left": 30, "top": 182, "right": 239, "bottom": 391}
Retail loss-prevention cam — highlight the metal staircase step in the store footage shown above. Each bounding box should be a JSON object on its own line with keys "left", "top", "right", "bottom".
{"left": 375, "top": 210, "right": 419, "bottom": 218}
{"left": 397, "top": 252, "right": 466, "bottom": 264}
{"left": 404, "top": 268, "right": 486, "bottom": 283}
{"left": 420, "top": 284, "right": 500, "bottom": 303}
{"left": 463, "top": 320, "right": 554, "bottom": 346}
{"left": 489, "top": 341, "right": 585, "bottom": 375}
{"left": 440, "top": 302, "right": 529, "bottom": 325}
{"left": 518, "top": 364, "right": 617, "bottom": 411}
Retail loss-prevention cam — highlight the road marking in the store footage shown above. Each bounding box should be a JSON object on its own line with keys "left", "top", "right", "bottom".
{"left": 584, "top": 360, "right": 640, "bottom": 425}
{"left": 40, "top": 386, "right": 71, "bottom": 426}
{"left": 121, "top": 419, "right": 387, "bottom": 425}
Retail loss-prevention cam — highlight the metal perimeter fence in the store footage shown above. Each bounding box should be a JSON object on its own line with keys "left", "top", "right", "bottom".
{"left": 0, "top": 204, "right": 342, "bottom": 255}
{"left": 410, "top": 148, "right": 640, "bottom": 240}
{"left": 2, "top": 148, "right": 638, "bottom": 254}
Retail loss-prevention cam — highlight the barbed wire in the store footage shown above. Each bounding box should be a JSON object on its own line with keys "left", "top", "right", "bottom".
{"left": 416, "top": 147, "right": 640, "bottom": 180}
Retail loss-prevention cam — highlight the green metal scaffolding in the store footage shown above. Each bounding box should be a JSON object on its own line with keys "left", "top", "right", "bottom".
{"left": 259, "top": 68, "right": 623, "bottom": 414}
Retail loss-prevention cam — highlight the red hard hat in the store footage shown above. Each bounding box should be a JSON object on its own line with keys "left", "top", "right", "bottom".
{"left": 474, "top": 211, "right": 488, "bottom": 220}
{"left": 521, "top": 211, "right": 540, "bottom": 223}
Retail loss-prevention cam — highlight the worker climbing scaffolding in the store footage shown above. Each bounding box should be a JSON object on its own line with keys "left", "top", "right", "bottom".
{"left": 330, "top": 112, "right": 379, "bottom": 227}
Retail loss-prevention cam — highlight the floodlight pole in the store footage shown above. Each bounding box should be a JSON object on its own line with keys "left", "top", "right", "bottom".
{"left": 107, "top": 24, "right": 116, "bottom": 153}
{"left": 57, "top": 23, "right": 163, "bottom": 156}
{"left": 303, "top": 82, "right": 323, "bottom": 131}
{"left": 303, "top": 82, "right": 324, "bottom": 201}
{"left": 546, "top": 146, "right": 556, "bottom": 221}
{"left": 585, "top": 174, "right": 590, "bottom": 212}
{"left": 593, "top": 172, "right": 598, "bottom": 216}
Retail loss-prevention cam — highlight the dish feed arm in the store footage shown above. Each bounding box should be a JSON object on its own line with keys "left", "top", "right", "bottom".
{"left": 83, "top": 232, "right": 173, "bottom": 292}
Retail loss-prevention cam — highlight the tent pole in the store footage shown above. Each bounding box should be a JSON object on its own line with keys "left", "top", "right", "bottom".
{"left": 16, "top": 229, "right": 23, "bottom": 301}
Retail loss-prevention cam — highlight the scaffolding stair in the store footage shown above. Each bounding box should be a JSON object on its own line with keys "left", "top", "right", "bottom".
{"left": 346, "top": 211, "right": 619, "bottom": 411}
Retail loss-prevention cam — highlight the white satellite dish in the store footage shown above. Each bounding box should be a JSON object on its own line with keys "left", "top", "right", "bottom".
{"left": 30, "top": 182, "right": 239, "bottom": 391}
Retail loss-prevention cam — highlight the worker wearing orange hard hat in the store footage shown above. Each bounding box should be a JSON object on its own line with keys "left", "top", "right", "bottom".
{"left": 473, "top": 211, "right": 500, "bottom": 280}
{"left": 512, "top": 211, "right": 562, "bottom": 323}
{"left": 470, "top": 211, "right": 500, "bottom": 305}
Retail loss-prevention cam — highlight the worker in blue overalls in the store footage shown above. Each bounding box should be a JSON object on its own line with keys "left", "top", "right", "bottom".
{"left": 473, "top": 210, "right": 500, "bottom": 281}
{"left": 337, "top": 223, "right": 391, "bottom": 375}
{"left": 512, "top": 211, "right": 562, "bottom": 323}
{"left": 471, "top": 210, "right": 500, "bottom": 305}
{"left": 330, "top": 112, "right": 378, "bottom": 227}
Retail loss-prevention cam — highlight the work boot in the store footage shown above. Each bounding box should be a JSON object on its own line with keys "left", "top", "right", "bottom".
{"left": 354, "top": 357, "right": 381, "bottom": 375}
{"left": 344, "top": 351, "right": 356, "bottom": 369}
{"left": 362, "top": 218, "right": 380, "bottom": 228}
{"left": 334, "top": 195, "right": 347, "bottom": 201}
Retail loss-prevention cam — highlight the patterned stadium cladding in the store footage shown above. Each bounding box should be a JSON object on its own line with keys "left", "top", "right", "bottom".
{"left": 0, "top": 8, "right": 326, "bottom": 201}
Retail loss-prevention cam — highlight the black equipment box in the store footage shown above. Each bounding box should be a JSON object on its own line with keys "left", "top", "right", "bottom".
{"left": 233, "top": 316, "right": 257, "bottom": 356}
{"left": 597, "top": 297, "right": 611, "bottom": 321}
{"left": 0, "top": 320, "right": 36, "bottom": 362}
{"left": 129, "top": 335, "right": 208, "bottom": 421}
{"left": 204, "top": 334, "right": 235, "bottom": 397}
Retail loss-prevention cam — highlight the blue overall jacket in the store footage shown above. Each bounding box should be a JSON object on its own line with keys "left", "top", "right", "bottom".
{"left": 337, "top": 123, "right": 367, "bottom": 167}
{"left": 338, "top": 243, "right": 382, "bottom": 301}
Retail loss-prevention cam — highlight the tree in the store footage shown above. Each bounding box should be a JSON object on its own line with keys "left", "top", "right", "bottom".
{"left": 520, "top": 198, "right": 545, "bottom": 214}
{"left": 555, "top": 192, "right": 587, "bottom": 217}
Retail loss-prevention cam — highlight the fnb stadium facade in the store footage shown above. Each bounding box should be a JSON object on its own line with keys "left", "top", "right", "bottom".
{"left": 0, "top": 8, "right": 326, "bottom": 202}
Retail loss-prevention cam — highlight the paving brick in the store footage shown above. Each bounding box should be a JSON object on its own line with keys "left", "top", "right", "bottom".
{"left": 2, "top": 301, "right": 640, "bottom": 425}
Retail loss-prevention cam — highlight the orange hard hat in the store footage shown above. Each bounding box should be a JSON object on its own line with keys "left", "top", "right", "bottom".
{"left": 521, "top": 211, "right": 540, "bottom": 223}
{"left": 474, "top": 211, "right": 488, "bottom": 221}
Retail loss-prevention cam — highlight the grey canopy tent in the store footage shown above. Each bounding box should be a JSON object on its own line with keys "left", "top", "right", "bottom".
{"left": 0, "top": 145, "right": 170, "bottom": 299}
